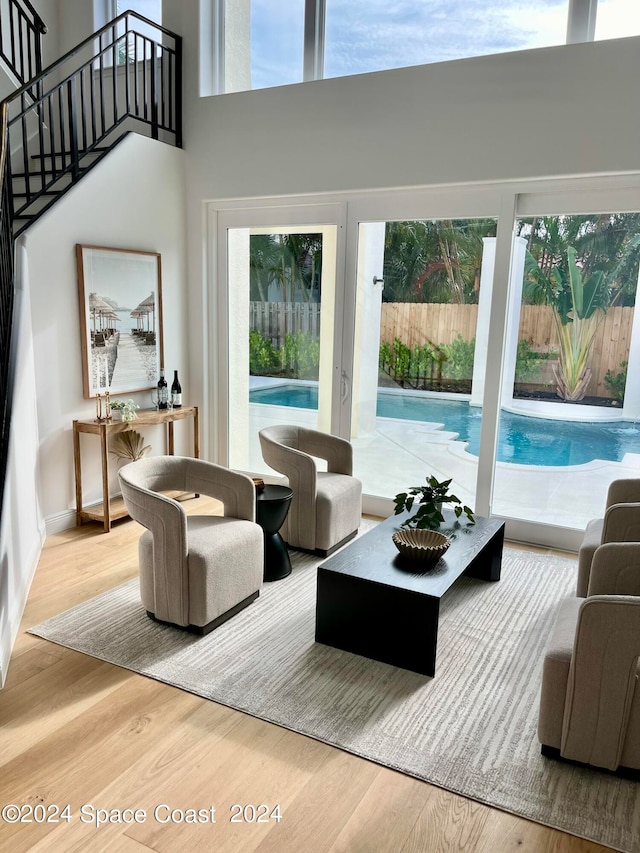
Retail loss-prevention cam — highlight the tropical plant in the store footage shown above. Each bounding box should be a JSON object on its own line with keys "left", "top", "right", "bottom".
{"left": 249, "top": 330, "right": 279, "bottom": 374}
{"left": 524, "top": 245, "right": 612, "bottom": 401}
{"left": 440, "top": 335, "right": 475, "bottom": 381}
{"left": 513, "top": 339, "right": 553, "bottom": 384}
{"left": 394, "top": 475, "right": 475, "bottom": 530}
{"left": 249, "top": 233, "right": 323, "bottom": 303}
{"left": 383, "top": 218, "right": 496, "bottom": 304}
{"left": 281, "top": 331, "right": 320, "bottom": 379}
{"left": 604, "top": 360, "right": 628, "bottom": 403}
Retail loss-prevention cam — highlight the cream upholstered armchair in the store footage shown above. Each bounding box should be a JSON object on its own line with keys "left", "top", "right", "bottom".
{"left": 576, "top": 478, "right": 640, "bottom": 597}
{"left": 118, "top": 456, "right": 263, "bottom": 634}
{"left": 538, "top": 542, "right": 640, "bottom": 774}
{"left": 259, "top": 425, "right": 362, "bottom": 555}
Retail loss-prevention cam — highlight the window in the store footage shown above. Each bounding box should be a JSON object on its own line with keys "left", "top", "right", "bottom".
{"left": 248, "top": 0, "right": 304, "bottom": 91}
{"left": 595, "top": 0, "right": 640, "bottom": 39}
{"left": 116, "top": 0, "right": 161, "bottom": 23}
{"left": 324, "top": 1, "right": 569, "bottom": 79}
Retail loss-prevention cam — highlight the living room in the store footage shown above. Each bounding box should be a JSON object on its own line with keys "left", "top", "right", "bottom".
{"left": 2, "top": 1, "right": 640, "bottom": 850}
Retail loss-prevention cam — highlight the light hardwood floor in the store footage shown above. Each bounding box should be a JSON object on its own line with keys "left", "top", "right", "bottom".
{"left": 1, "top": 501, "right": 609, "bottom": 852}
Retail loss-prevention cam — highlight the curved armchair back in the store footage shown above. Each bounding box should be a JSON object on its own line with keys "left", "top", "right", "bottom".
{"left": 259, "top": 426, "right": 361, "bottom": 553}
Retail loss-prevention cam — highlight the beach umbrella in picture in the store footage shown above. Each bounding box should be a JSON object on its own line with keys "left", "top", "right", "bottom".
{"left": 137, "top": 292, "right": 155, "bottom": 332}
{"left": 88, "top": 292, "right": 114, "bottom": 332}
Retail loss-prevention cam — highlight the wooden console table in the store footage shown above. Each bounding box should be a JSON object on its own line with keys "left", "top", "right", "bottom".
{"left": 73, "top": 406, "right": 199, "bottom": 532}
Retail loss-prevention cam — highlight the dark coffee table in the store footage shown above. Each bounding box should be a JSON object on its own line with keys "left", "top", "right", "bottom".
{"left": 315, "top": 509, "right": 504, "bottom": 676}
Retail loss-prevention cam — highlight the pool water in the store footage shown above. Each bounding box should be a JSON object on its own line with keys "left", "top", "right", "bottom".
{"left": 249, "top": 384, "right": 640, "bottom": 467}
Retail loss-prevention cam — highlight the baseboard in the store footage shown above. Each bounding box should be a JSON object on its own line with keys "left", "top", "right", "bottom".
{"left": 45, "top": 508, "right": 79, "bottom": 536}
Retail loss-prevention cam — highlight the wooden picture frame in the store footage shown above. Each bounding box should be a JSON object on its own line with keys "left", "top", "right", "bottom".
{"left": 76, "top": 244, "right": 164, "bottom": 399}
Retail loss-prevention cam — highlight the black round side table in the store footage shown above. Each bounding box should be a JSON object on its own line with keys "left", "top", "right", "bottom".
{"left": 256, "top": 484, "right": 293, "bottom": 582}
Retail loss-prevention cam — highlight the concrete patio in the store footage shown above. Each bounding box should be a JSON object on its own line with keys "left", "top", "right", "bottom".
{"left": 247, "top": 384, "right": 640, "bottom": 533}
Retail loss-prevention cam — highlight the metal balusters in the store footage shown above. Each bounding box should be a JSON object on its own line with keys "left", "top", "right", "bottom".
{"left": 5, "top": 11, "right": 182, "bottom": 235}
{"left": 0, "top": 0, "right": 46, "bottom": 87}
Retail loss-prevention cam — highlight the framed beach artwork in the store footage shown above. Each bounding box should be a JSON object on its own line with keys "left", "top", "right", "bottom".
{"left": 76, "top": 244, "right": 164, "bottom": 399}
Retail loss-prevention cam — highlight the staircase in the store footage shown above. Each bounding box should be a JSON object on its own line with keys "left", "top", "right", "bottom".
{"left": 0, "top": 8, "right": 183, "bottom": 518}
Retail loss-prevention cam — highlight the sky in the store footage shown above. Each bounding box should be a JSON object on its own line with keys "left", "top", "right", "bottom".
{"left": 119, "top": 0, "right": 640, "bottom": 91}
{"left": 250, "top": 0, "right": 640, "bottom": 90}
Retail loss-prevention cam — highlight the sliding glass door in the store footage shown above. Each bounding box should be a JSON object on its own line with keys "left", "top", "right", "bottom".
{"left": 492, "top": 203, "right": 640, "bottom": 531}
{"left": 348, "top": 217, "right": 497, "bottom": 512}
{"left": 215, "top": 204, "right": 344, "bottom": 475}
{"left": 212, "top": 179, "right": 640, "bottom": 545}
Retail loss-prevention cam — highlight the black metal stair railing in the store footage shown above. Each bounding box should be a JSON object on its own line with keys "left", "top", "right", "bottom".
{"left": 0, "top": 10, "right": 182, "bottom": 520}
{"left": 6, "top": 10, "right": 182, "bottom": 236}
{"left": 0, "top": 102, "right": 14, "bottom": 518}
{"left": 0, "top": 0, "right": 47, "bottom": 87}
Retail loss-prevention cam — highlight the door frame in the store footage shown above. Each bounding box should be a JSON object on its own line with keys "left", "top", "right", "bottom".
{"left": 210, "top": 200, "right": 347, "bottom": 466}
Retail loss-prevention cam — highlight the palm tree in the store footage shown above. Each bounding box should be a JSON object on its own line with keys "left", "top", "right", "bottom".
{"left": 383, "top": 219, "right": 496, "bottom": 304}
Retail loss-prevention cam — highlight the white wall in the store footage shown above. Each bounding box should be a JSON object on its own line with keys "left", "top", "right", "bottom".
{"left": 161, "top": 0, "right": 640, "bottom": 466}
{"left": 0, "top": 240, "right": 45, "bottom": 687}
{"left": 168, "top": 0, "right": 640, "bottom": 199}
{"left": 25, "top": 134, "right": 187, "bottom": 533}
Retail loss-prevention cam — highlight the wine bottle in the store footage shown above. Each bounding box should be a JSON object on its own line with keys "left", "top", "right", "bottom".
{"left": 157, "top": 368, "right": 168, "bottom": 410}
{"left": 171, "top": 370, "right": 182, "bottom": 408}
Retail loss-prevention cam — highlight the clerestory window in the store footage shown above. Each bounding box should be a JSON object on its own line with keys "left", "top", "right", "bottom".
{"left": 204, "top": 0, "right": 640, "bottom": 96}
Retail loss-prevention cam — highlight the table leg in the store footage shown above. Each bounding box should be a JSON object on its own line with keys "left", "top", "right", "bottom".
{"left": 73, "top": 421, "right": 82, "bottom": 526}
{"left": 193, "top": 407, "right": 199, "bottom": 458}
{"left": 168, "top": 421, "right": 175, "bottom": 455}
{"left": 464, "top": 527, "right": 504, "bottom": 581}
{"left": 100, "top": 426, "right": 111, "bottom": 533}
{"left": 315, "top": 569, "right": 440, "bottom": 676}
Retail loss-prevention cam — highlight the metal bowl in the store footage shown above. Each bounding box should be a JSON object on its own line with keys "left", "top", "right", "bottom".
{"left": 392, "top": 528, "right": 451, "bottom": 562}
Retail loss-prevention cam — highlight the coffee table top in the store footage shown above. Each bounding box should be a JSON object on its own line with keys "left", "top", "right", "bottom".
{"left": 318, "top": 510, "right": 505, "bottom": 597}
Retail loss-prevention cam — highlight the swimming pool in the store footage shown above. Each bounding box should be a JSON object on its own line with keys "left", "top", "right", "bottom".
{"left": 249, "top": 384, "right": 640, "bottom": 467}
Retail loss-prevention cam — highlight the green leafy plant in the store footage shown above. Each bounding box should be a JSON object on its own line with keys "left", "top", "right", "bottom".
{"left": 281, "top": 331, "right": 320, "bottom": 379}
{"left": 604, "top": 360, "right": 628, "bottom": 403}
{"left": 394, "top": 475, "right": 475, "bottom": 530}
{"left": 524, "top": 245, "right": 614, "bottom": 401}
{"left": 249, "top": 330, "right": 280, "bottom": 374}
{"left": 379, "top": 338, "right": 447, "bottom": 388}
{"left": 109, "top": 399, "right": 139, "bottom": 422}
{"left": 440, "top": 335, "right": 475, "bottom": 381}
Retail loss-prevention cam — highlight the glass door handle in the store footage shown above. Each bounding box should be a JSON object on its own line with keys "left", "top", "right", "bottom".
{"left": 341, "top": 370, "right": 350, "bottom": 404}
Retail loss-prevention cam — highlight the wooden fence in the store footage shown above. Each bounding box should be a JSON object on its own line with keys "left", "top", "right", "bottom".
{"left": 380, "top": 303, "right": 634, "bottom": 398}
{"left": 250, "top": 301, "right": 320, "bottom": 347}
{"left": 250, "top": 301, "right": 634, "bottom": 398}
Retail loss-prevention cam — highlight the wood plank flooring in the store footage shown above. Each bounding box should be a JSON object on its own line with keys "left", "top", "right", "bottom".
{"left": 1, "top": 502, "right": 610, "bottom": 852}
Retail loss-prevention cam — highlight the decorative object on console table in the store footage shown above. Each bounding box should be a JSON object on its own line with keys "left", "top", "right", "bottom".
{"left": 110, "top": 430, "right": 151, "bottom": 463}
{"left": 394, "top": 474, "right": 475, "bottom": 530}
{"left": 156, "top": 368, "right": 168, "bottom": 409}
{"left": 108, "top": 399, "right": 139, "bottom": 422}
{"left": 73, "top": 405, "right": 200, "bottom": 532}
{"left": 171, "top": 370, "right": 182, "bottom": 408}
{"left": 76, "top": 245, "right": 164, "bottom": 399}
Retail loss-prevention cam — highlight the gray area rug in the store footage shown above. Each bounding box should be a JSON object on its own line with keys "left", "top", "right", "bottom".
{"left": 30, "top": 543, "right": 640, "bottom": 852}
